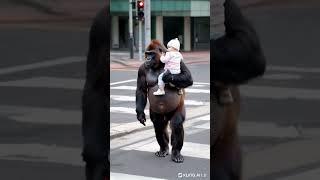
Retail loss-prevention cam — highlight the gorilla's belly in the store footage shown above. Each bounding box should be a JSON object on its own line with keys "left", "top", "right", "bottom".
{"left": 148, "top": 86, "right": 181, "bottom": 114}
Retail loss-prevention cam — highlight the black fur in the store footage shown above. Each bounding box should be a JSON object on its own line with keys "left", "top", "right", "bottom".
{"left": 82, "top": 5, "right": 109, "bottom": 180}
{"left": 212, "top": 0, "right": 266, "bottom": 85}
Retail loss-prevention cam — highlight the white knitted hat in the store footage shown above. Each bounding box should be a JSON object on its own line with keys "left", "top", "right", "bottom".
{"left": 167, "top": 38, "right": 180, "bottom": 51}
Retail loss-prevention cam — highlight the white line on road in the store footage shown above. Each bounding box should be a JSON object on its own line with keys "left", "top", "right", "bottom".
{"left": 111, "top": 85, "right": 210, "bottom": 93}
{"left": 121, "top": 141, "right": 210, "bottom": 159}
{"left": 0, "top": 56, "right": 85, "bottom": 75}
{"left": 241, "top": 85, "right": 320, "bottom": 100}
{"left": 0, "top": 77, "right": 84, "bottom": 90}
{"left": 111, "top": 173, "right": 166, "bottom": 180}
{"left": 276, "top": 168, "right": 320, "bottom": 180}
{"left": 239, "top": 121, "right": 299, "bottom": 138}
{"left": 243, "top": 139, "right": 320, "bottom": 179}
{"left": 0, "top": 105, "right": 80, "bottom": 125}
{"left": 263, "top": 73, "right": 302, "bottom": 80}
{"left": 110, "top": 106, "right": 210, "bottom": 137}
{"left": 268, "top": 65, "right": 320, "bottom": 73}
{"left": 0, "top": 144, "right": 83, "bottom": 166}
{"left": 111, "top": 107, "right": 149, "bottom": 116}
{"left": 110, "top": 95, "right": 209, "bottom": 106}
{"left": 110, "top": 79, "right": 137, "bottom": 86}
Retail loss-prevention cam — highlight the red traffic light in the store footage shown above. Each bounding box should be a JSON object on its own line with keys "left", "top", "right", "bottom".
{"left": 138, "top": 1, "right": 144, "bottom": 8}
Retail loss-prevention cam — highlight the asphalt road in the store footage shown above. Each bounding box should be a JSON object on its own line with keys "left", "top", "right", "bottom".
{"left": 238, "top": 1, "right": 320, "bottom": 179}
{"left": 0, "top": 24, "right": 88, "bottom": 179}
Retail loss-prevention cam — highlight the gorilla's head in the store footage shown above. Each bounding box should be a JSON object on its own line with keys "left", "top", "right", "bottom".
{"left": 144, "top": 40, "right": 167, "bottom": 69}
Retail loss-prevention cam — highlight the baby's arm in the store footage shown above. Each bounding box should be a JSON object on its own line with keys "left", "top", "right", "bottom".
{"left": 160, "top": 52, "right": 170, "bottom": 63}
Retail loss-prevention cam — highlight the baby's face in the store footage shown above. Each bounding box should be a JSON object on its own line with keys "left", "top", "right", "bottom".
{"left": 168, "top": 47, "right": 177, "bottom": 52}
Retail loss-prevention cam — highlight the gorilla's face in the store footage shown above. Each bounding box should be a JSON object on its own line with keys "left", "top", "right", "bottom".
{"left": 144, "top": 51, "right": 160, "bottom": 69}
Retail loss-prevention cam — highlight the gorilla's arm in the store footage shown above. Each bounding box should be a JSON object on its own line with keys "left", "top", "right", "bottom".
{"left": 135, "top": 65, "right": 148, "bottom": 126}
{"left": 162, "top": 61, "right": 193, "bottom": 88}
{"left": 212, "top": 0, "right": 266, "bottom": 85}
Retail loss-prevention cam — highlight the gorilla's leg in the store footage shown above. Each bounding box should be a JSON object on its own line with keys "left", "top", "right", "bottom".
{"left": 169, "top": 105, "right": 186, "bottom": 163}
{"left": 150, "top": 110, "right": 169, "bottom": 157}
{"left": 82, "top": 91, "right": 107, "bottom": 180}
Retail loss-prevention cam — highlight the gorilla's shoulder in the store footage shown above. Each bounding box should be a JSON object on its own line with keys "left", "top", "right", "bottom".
{"left": 89, "top": 6, "right": 108, "bottom": 47}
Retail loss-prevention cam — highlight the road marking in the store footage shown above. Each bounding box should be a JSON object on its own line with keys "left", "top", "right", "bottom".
{"left": 110, "top": 79, "right": 137, "bottom": 86}
{"left": 121, "top": 141, "right": 209, "bottom": 159}
{"left": 263, "top": 73, "right": 302, "bottom": 80}
{"left": 243, "top": 139, "right": 320, "bottom": 179}
{"left": 0, "top": 144, "right": 83, "bottom": 166}
{"left": 111, "top": 173, "right": 166, "bottom": 180}
{"left": 276, "top": 168, "right": 320, "bottom": 180}
{"left": 0, "top": 56, "right": 85, "bottom": 75}
{"left": 110, "top": 105, "right": 210, "bottom": 136}
{"left": 0, "top": 77, "right": 84, "bottom": 90}
{"left": 268, "top": 65, "right": 320, "bottom": 73}
{"left": 110, "top": 95, "right": 209, "bottom": 106}
{"left": 194, "top": 122, "right": 210, "bottom": 129}
{"left": 193, "top": 115, "right": 210, "bottom": 121}
{"left": 239, "top": 121, "right": 299, "bottom": 138}
{"left": 241, "top": 85, "right": 320, "bottom": 100}
{"left": 0, "top": 105, "right": 80, "bottom": 125}
{"left": 111, "top": 86, "right": 210, "bottom": 93}
{"left": 111, "top": 107, "right": 149, "bottom": 116}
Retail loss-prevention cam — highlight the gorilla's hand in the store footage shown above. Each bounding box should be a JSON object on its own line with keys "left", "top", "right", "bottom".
{"left": 137, "top": 112, "right": 146, "bottom": 126}
{"left": 162, "top": 70, "right": 173, "bottom": 84}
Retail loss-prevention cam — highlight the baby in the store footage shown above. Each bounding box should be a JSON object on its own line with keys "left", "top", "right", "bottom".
{"left": 153, "top": 38, "right": 183, "bottom": 96}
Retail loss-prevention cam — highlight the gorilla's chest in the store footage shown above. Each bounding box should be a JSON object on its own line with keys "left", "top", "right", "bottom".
{"left": 145, "top": 69, "right": 164, "bottom": 87}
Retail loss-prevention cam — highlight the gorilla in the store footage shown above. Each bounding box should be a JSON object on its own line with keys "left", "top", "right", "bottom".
{"left": 81, "top": 4, "right": 109, "bottom": 180}
{"left": 211, "top": 0, "right": 266, "bottom": 179}
{"left": 135, "top": 40, "right": 193, "bottom": 163}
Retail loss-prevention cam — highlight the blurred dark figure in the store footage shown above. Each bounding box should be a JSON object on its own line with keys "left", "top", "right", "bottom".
{"left": 211, "top": 0, "right": 266, "bottom": 179}
{"left": 82, "top": 4, "right": 109, "bottom": 180}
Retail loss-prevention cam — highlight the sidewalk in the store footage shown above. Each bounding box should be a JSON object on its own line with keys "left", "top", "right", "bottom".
{"left": 110, "top": 50, "right": 210, "bottom": 70}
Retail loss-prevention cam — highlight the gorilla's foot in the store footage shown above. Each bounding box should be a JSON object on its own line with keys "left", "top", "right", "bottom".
{"left": 171, "top": 150, "right": 184, "bottom": 163}
{"left": 155, "top": 148, "right": 169, "bottom": 157}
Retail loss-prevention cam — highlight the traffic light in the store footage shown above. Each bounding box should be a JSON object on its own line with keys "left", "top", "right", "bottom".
{"left": 137, "top": 0, "right": 144, "bottom": 21}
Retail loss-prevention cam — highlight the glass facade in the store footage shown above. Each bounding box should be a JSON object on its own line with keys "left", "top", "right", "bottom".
{"left": 111, "top": 0, "right": 209, "bottom": 17}
{"left": 111, "top": 0, "right": 210, "bottom": 50}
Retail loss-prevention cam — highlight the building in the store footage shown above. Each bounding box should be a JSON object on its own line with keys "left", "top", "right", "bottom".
{"left": 111, "top": 0, "right": 210, "bottom": 51}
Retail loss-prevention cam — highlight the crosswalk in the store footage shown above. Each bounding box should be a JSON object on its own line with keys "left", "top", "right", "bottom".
{"left": 110, "top": 79, "right": 211, "bottom": 180}
{"left": 2, "top": 55, "right": 320, "bottom": 179}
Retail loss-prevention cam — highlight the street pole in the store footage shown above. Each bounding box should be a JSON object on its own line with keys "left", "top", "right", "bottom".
{"left": 129, "top": 0, "right": 134, "bottom": 59}
{"left": 139, "top": 20, "right": 143, "bottom": 61}
{"left": 144, "top": 0, "right": 151, "bottom": 48}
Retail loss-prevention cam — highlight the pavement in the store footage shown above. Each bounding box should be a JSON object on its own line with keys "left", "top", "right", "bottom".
{"left": 237, "top": 1, "right": 320, "bottom": 180}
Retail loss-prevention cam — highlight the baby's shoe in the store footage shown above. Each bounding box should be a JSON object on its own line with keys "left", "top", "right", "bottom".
{"left": 153, "top": 89, "right": 165, "bottom": 96}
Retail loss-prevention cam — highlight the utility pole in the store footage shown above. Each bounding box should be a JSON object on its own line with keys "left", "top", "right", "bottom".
{"left": 144, "top": 0, "right": 151, "bottom": 48}
{"left": 137, "top": 0, "right": 145, "bottom": 61}
{"left": 129, "top": 0, "right": 134, "bottom": 59}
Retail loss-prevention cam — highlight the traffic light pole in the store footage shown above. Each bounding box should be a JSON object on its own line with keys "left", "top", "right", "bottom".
{"left": 138, "top": 20, "right": 142, "bottom": 61}
{"left": 144, "top": 0, "right": 151, "bottom": 48}
{"left": 129, "top": 0, "right": 134, "bottom": 59}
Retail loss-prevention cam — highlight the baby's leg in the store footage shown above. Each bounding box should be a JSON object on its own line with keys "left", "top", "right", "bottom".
{"left": 158, "top": 71, "right": 166, "bottom": 90}
{"left": 154, "top": 70, "right": 167, "bottom": 95}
